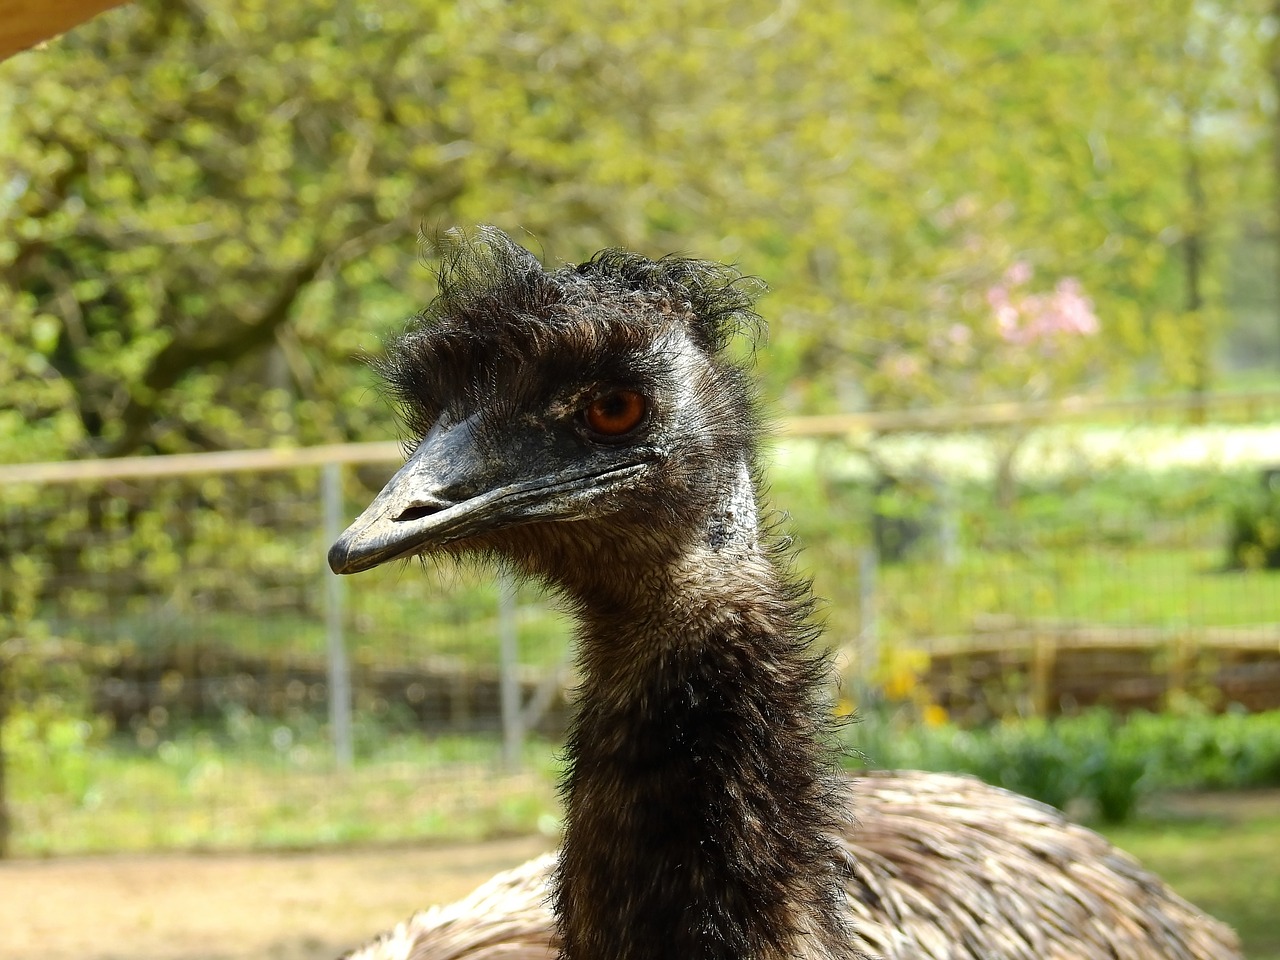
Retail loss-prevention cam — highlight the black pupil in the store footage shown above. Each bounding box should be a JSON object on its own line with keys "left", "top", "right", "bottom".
{"left": 599, "top": 394, "right": 630, "bottom": 420}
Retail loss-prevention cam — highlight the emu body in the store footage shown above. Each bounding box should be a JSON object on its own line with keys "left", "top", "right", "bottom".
{"left": 332, "top": 228, "right": 1239, "bottom": 960}
{"left": 346, "top": 770, "right": 1239, "bottom": 960}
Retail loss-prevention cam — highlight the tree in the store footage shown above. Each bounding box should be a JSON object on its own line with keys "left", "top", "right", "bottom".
{"left": 0, "top": 0, "right": 717, "bottom": 461}
{"left": 665, "top": 0, "right": 1268, "bottom": 410}
{"left": 3, "top": 0, "right": 1267, "bottom": 461}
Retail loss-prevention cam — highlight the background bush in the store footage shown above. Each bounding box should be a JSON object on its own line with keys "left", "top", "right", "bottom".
{"left": 850, "top": 706, "right": 1280, "bottom": 824}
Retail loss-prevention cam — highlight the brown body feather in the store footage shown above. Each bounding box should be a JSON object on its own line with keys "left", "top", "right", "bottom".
{"left": 345, "top": 770, "right": 1239, "bottom": 960}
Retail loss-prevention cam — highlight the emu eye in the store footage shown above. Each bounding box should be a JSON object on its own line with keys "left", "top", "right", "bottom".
{"left": 583, "top": 390, "right": 648, "bottom": 439}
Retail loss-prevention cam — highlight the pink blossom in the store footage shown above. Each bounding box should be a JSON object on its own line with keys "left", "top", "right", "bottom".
{"left": 1050, "top": 279, "right": 1099, "bottom": 336}
{"left": 994, "top": 303, "right": 1021, "bottom": 340}
{"left": 1004, "top": 261, "right": 1033, "bottom": 286}
{"left": 987, "top": 272, "right": 1099, "bottom": 347}
{"left": 880, "top": 352, "right": 923, "bottom": 381}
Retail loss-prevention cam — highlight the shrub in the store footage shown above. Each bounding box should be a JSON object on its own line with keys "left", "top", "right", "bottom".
{"left": 1123, "top": 706, "right": 1280, "bottom": 790}
{"left": 1226, "top": 469, "right": 1280, "bottom": 571}
{"left": 847, "top": 705, "right": 1280, "bottom": 824}
{"left": 971, "top": 719, "right": 1079, "bottom": 811}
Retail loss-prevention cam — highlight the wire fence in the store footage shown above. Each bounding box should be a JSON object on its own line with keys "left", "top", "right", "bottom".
{"left": 2, "top": 392, "right": 1279, "bottom": 856}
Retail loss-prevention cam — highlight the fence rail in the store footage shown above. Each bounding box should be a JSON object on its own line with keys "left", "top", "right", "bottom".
{"left": 916, "top": 623, "right": 1280, "bottom": 656}
{"left": 0, "top": 440, "right": 404, "bottom": 485}
{"left": 923, "top": 625, "right": 1280, "bottom": 721}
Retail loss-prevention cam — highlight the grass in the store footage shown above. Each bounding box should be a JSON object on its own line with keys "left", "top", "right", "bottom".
{"left": 45, "top": 565, "right": 575, "bottom": 669}
{"left": 1102, "top": 797, "right": 1280, "bottom": 960}
{"left": 9, "top": 729, "right": 565, "bottom": 856}
{"left": 874, "top": 544, "right": 1280, "bottom": 637}
{"left": 777, "top": 463, "right": 1279, "bottom": 646}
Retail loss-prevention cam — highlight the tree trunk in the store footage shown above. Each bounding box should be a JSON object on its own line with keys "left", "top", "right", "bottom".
{"left": 1182, "top": 105, "right": 1209, "bottom": 423}
{"left": 993, "top": 428, "right": 1029, "bottom": 513}
{"left": 0, "top": 653, "right": 10, "bottom": 859}
{"left": 1271, "top": 0, "right": 1280, "bottom": 370}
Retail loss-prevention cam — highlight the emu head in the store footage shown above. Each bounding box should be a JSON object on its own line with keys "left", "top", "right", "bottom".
{"left": 328, "top": 228, "right": 766, "bottom": 596}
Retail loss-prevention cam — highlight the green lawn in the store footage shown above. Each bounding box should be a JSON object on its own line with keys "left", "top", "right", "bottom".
{"left": 872, "top": 544, "right": 1280, "bottom": 640}
{"left": 9, "top": 731, "right": 564, "bottom": 856}
{"left": 1102, "top": 795, "right": 1280, "bottom": 960}
{"left": 46, "top": 563, "right": 575, "bottom": 669}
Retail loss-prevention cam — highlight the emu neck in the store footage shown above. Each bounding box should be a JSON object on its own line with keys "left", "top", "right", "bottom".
{"left": 550, "top": 468, "right": 860, "bottom": 960}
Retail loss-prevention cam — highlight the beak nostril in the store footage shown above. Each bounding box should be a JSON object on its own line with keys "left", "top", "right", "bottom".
{"left": 395, "top": 504, "right": 442, "bottom": 523}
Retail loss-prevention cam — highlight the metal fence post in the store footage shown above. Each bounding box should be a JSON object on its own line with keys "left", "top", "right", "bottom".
{"left": 498, "top": 570, "right": 523, "bottom": 772}
{"left": 322, "top": 462, "right": 354, "bottom": 770}
{"left": 857, "top": 546, "right": 881, "bottom": 706}
{"left": 935, "top": 476, "right": 960, "bottom": 568}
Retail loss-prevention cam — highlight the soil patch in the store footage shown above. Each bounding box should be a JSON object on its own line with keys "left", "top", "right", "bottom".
{"left": 0, "top": 835, "right": 554, "bottom": 960}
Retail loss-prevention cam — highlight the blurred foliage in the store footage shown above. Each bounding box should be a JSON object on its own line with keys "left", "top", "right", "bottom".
{"left": 0, "top": 0, "right": 688, "bottom": 460}
{"left": 13, "top": 700, "right": 1280, "bottom": 858}
{"left": 0, "top": 631, "right": 112, "bottom": 851}
{"left": 1227, "top": 467, "right": 1280, "bottom": 569}
{"left": 0, "top": 469, "right": 322, "bottom": 615}
{"left": 0, "top": 0, "right": 1274, "bottom": 468}
{"left": 7, "top": 691, "right": 1280, "bottom": 860}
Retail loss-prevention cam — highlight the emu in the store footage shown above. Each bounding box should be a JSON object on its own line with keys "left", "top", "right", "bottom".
{"left": 330, "top": 228, "right": 1239, "bottom": 960}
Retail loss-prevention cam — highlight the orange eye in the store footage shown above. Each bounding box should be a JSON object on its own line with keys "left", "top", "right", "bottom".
{"left": 584, "top": 390, "right": 648, "bottom": 438}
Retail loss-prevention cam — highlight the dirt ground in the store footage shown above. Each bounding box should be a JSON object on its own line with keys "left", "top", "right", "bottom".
{"left": 0, "top": 835, "right": 555, "bottom": 960}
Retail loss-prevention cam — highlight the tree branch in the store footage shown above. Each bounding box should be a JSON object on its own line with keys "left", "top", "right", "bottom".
{"left": 97, "top": 182, "right": 462, "bottom": 458}
{"left": 100, "top": 252, "right": 328, "bottom": 457}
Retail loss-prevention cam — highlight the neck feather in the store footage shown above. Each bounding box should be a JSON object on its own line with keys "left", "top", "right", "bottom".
{"left": 549, "top": 466, "right": 862, "bottom": 960}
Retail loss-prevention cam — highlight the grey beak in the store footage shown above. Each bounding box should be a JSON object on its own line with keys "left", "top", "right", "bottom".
{"left": 327, "top": 417, "right": 490, "bottom": 575}
{"left": 328, "top": 413, "right": 650, "bottom": 575}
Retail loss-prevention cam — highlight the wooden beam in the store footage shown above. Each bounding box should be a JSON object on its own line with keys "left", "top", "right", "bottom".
{"left": 773, "top": 389, "right": 1280, "bottom": 437}
{"left": 0, "top": 0, "right": 129, "bottom": 61}
{"left": 0, "top": 441, "right": 405, "bottom": 485}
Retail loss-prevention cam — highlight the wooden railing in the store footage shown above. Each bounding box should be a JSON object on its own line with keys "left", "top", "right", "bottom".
{"left": 919, "top": 623, "right": 1280, "bottom": 720}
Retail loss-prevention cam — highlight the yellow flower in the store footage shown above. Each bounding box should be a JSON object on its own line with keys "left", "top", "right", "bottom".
{"left": 921, "top": 703, "right": 949, "bottom": 728}
{"left": 883, "top": 668, "right": 916, "bottom": 701}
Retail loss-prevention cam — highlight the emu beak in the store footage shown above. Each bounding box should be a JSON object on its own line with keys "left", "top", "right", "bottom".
{"left": 328, "top": 415, "right": 646, "bottom": 575}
